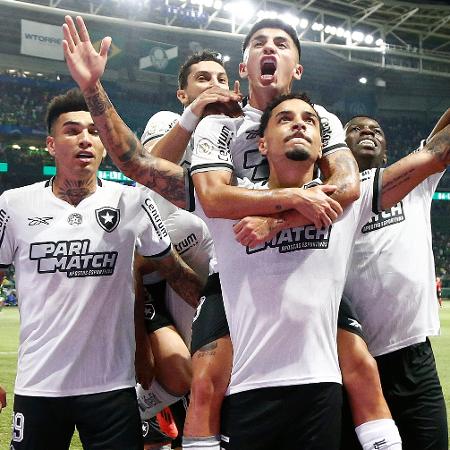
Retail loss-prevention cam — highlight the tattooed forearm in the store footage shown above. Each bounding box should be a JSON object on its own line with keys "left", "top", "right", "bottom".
{"left": 84, "top": 85, "right": 113, "bottom": 117}
{"left": 382, "top": 168, "right": 415, "bottom": 195}
{"left": 321, "top": 150, "right": 360, "bottom": 206}
{"left": 424, "top": 124, "right": 450, "bottom": 168}
{"left": 81, "top": 81, "right": 187, "bottom": 207}
{"left": 157, "top": 250, "right": 203, "bottom": 308}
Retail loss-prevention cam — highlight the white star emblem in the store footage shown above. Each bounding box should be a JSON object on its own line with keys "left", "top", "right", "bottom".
{"left": 101, "top": 212, "right": 114, "bottom": 223}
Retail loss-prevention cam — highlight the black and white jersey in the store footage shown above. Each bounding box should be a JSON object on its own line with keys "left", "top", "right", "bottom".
{"left": 141, "top": 110, "right": 192, "bottom": 169}
{"left": 190, "top": 103, "right": 348, "bottom": 182}
{"left": 344, "top": 167, "right": 444, "bottom": 357}
{"left": 190, "top": 176, "right": 373, "bottom": 396}
{"left": 0, "top": 179, "right": 171, "bottom": 397}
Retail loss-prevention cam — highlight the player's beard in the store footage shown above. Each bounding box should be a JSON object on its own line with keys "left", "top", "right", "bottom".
{"left": 286, "top": 148, "right": 310, "bottom": 161}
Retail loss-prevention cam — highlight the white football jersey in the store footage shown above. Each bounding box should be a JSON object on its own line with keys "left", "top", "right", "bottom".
{"left": 345, "top": 167, "right": 444, "bottom": 357}
{"left": 191, "top": 103, "right": 349, "bottom": 181}
{"left": 192, "top": 176, "right": 373, "bottom": 396}
{"left": 141, "top": 110, "right": 193, "bottom": 169}
{"left": 0, "top": 179, "right": 171, "bottom": 397}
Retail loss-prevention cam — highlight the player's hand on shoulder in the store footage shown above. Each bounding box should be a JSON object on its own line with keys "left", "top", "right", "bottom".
{"left": 292, "top": 185, "right": 343, "bottom": 229}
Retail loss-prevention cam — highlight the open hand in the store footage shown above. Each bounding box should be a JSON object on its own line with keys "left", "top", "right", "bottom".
{"left": 62, "top": 15, "right": 111, "bottom": 91}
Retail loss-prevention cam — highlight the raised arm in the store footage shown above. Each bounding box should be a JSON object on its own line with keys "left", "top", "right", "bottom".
{"left": 380, "top": 123, "right": 449, "bottom": 211}
{"left": 62, "top": 16, "right": 187, "bottom": 207}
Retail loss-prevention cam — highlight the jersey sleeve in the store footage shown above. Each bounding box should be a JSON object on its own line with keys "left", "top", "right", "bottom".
{"left": 0, "top": 192, "right": 15, "bottom": 268}
{"left": 135, "top": 190, "right": 172, "bottom": 259}
{"left": 190, "top": 115, "right": 235, "bottom": 175}
{"left": 140, "top": 111, "right": 181, "bottom": 146}
{"left": 314, "top": 105, "right": 349, "bottom": 157}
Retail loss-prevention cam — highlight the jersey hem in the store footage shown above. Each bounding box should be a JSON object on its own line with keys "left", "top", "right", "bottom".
{"left": 14, "top": 380, "right": 135, "bottom": 397}
{"left": 370, "top": 331, "right": 439, "bottom": 357}
{"left": 190, "top": 164, "right": 233, "bottom": 175}
{"left": 226, "top": 375, "right": 342, "bottom": 396}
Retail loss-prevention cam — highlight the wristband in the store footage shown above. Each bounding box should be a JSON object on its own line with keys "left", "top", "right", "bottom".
{"left": 178, "top": 104, "right": 200, "bottom": 132}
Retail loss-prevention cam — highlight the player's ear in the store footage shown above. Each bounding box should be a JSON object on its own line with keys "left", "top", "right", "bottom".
{"left": 176, "top": 89, "right": 189, "bottom": 107}
{"left": 258, "top": 137, "right": 267, "bottom": 156}
{"left": 239, "top": 62, "right": 248, "bottom": 80}
{"left": 46, "top": 136, "right": 56, "bottom": 157}
{"left": 293, "top": 64, "right": 303, "bottom": 81}
{"left": 382, "top": 152, "right": 387, "bottom": 165}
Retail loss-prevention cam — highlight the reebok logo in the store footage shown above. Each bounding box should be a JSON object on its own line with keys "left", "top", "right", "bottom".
{"left": 362, "top": 202, "right": 405, "bottom": 233}
{"left": 28, "top": 216, "right": 53, "bottom": 226}
{"left": 247, "top": 225, "right": 331, "bottom": 254}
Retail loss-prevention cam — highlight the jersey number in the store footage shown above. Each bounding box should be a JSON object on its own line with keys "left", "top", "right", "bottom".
{"left": 12, "top": 412, "right": 25, "bottom": 442}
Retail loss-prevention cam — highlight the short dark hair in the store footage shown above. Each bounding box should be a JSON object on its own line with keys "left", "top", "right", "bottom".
{"left": 242, "top": 19, "right": 301, "bottom": 60}
{"left": 178, "top": 50, "right": 225, "bottom": 89}
{"left": 46, "top": 88, "right": 89, "bottom": 133}
{"left": 259, "top": 92, "right": 321, "bottom": 137}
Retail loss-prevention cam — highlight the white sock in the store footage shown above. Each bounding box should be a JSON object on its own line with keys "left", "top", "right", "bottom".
{"left": 355, "top": 419, "right": 402, "bottom": 449}
{"left": 136, "top": 380, "right": 182, "bottom": 420}
{"left": 182, "top": 435, "right": 221, "bottom": 449}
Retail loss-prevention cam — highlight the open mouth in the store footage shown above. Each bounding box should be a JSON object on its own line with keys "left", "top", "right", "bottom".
{"left": 76, "top": 152, "right": 95, "bottom": 160}
{"left": 358, "top": 139, "right": 376, "bottom": 148}
{"left": 260, "top": 57, "right": 277, "bottom": 80}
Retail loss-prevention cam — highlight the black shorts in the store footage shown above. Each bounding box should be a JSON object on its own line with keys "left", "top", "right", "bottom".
{"left": 11, "top": 388, "right": 142, "bottom": 450}
{"left": 144, "top": 279, "right": 174, "bottom": 333}
{"left": 337, "top": 295, "right": 366, "bottom": 341}
{"left": 190, "top": 273, "right": 230, "bottom": 355}
{"left": 375, "top": 339, "right": 448, "bottom": 450}
{"left": 220, "top": 383, "right": 342, "bottom": 450}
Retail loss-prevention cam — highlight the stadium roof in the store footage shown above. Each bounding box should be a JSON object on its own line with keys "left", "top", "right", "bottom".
{"left": 3, "top": 0, "right": 450, "bottom": 76}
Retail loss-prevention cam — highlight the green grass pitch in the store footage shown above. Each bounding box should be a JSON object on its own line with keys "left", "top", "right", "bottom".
{"left": 1, "top": 305, "right": 449, "bottom": 449}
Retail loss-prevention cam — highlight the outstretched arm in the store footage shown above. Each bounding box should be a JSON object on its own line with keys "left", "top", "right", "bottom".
{"left": 380, "top": 123, "right": 449, "bottom": 211}
{"left": 62, "top": 16, "right": 187, "bottom": 207}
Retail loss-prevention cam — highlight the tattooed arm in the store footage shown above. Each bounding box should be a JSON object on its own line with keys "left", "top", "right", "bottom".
{"left": 151, "top": 249, "right": 204, "bottom": 309}
{"left": 380, "top": 123, "right": 449, "bottom": 211}
{"left": 62, "top": 15, "right": 187, "bottom": 207}
{"left": 318, "top": 149, "right": 361, "bottom": 208}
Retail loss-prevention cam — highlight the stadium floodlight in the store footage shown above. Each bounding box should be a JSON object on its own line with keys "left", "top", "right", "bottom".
{"left": 257, "top": 10, "right": 278, "bottom": 20}
{"left": 213, "top": 0, "right": 222, "bottom": 9}
{"left": 364, "top": 35, "right": 374, "bottom": 45}
{"left": 352, "top": 31, "right": 365, "bottom": 43}
{"left": 12, "top": 144, "right": 21, "bottom": 150}
{"left": 336, "top": 27, "right": 345, "bottom": 38}
{"left": 223, "top": 55, "right": 231, "bottom": 62}
{"left": 8, "top": 69, "right": 16, "bottom": 73}
{"left": 375, "top": 38, "right": 384, "bottom": 46}
{"left": 279, "top": 13, "right": 299, "bottom": 28}
{"left": 224, "top": 1, "right": 254, "bottom": 16}
{"left": 299, "top": 18, "right": 309, "bottom": 29}
{"left": 29, "top": 146, "right": 36, "bottom": 151}
{"left": 324, "top": 25, "right": 337, "bottom": 35}
{"left": 311, "top": 22, "right": 324, "bottom": 31}
{"left": 358, "top": 77, "right": 368, "bottom": 84}
{"left": 203, "top": 0, "right": 214, "bottom": 8}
